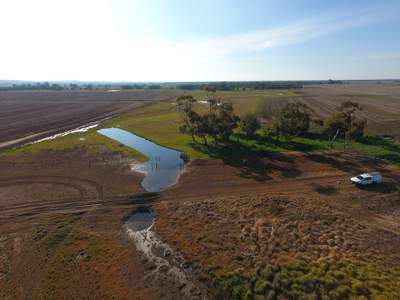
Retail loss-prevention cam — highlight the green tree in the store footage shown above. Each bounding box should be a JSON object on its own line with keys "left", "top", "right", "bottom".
{"left": 324, "top": 101, "right": 366, "bottom": 139}
{"left": 240, "top": 114, "right": 261, "bottom": 137}
{"left": 179, "top": 106, "right": 201, "bottom": 142}
{"left": 273, "top": 102, "right": 312, "bottom": 139}
{"left": 179, "top": 101, "right": 240, "bottom": 145}
{"left": 348, "top": 118, "right": 367, "bottom": 139}
{"left": 211, "top": 102, "right": 240, "bottom": 142}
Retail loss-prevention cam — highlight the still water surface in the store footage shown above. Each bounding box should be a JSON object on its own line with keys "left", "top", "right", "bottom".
{"left": 98, "top": 127, "right": 185, "bottom": 192}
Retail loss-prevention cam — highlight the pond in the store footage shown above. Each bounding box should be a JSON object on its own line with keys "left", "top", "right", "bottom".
{"left": 98, "top": 127, "right": 185, "bottom": 192}
{"left": 124, "top": 207, "right": 154, "bottom": 231}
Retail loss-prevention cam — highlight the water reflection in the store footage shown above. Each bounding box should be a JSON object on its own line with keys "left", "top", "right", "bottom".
{"left": 98, "top": 127, "right": 185, "bottom": 192}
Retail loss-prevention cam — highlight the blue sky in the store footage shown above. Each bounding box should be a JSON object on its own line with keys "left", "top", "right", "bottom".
{"left": 0, "top": 0, "right": 399, "bottom": 81}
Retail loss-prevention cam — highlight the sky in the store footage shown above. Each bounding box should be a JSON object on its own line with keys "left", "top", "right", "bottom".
{"left": 0, "top": 0, "right": 399, "bottom": 82}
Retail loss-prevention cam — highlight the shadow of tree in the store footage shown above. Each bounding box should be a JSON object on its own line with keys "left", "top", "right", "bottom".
{"left": 187, "top": 133, "right": 400, "bottom": 182}
{"left": 358, "top": 136, "right": 400, "bottom": 153}
{"left": 305, "top": 153, "right": 365, "bottom": 174}
{"left": 357, "top": 137, "right": 400, "bottom": 165}
{"left": 376, "top": 153, "right": 400, "bottom": 165}
{"left": 190, "top": 138, "right": 303, "bottom": 182}
{"left": 250, "top": 134, "right": 324, "bottom": 152}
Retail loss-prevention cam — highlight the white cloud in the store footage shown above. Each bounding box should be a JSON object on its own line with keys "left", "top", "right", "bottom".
{"left": 0, "top": 1, "right": 391, "bottom": 81}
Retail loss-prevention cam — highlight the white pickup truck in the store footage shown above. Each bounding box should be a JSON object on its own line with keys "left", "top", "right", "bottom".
{"left": 351, "top": 172, "right": 382, "bottom": 185}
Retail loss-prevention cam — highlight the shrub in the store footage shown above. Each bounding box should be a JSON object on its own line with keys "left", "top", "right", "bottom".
{"left": 210, "top": 259, "right": 399, "bottom": 299}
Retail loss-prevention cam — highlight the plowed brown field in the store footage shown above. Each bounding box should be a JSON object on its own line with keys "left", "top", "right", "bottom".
{"left": 0, "top": 89, "right": 179, "bottom": 149}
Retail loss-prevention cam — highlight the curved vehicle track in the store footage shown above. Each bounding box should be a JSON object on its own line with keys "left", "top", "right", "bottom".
{"left": 0, "top": 175, "right": 104, "bottom": 199}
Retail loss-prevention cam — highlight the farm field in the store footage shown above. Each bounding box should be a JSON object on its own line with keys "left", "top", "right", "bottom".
{"left": 0, "top": 89, "right": 179, "bottom": 150}
{"left": 292, "top": 84, "right": 400, "bottom": 138}
{"left": 1, "top": 83, "right": 400, "bottom": 299}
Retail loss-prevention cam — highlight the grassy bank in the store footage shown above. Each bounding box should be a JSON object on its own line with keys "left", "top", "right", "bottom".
{"left": 0, "top": 128, "right": 147, "bottom": 161}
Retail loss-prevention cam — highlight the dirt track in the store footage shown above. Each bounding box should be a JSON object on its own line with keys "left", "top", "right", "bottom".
{"left": 0, "top": 89, "right": 179, "bottom": 149}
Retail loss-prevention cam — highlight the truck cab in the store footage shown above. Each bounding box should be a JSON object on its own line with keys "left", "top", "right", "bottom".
{"left": 351, "top": 172, "right": 382, "bottom": 185}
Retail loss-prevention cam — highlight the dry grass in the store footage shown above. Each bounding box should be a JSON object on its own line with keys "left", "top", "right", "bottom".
{"left": 155, "top": 151, "right": 400, "bottom": 298}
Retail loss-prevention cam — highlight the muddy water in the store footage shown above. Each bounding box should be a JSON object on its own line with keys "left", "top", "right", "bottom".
{"left": 125, "top": 207, "right": 205, "bottom": 299}
{"left": 98, "top": 127, "right": 185, "bottom": 192}
{"left": 124, "top": 207, "right": 154, "bottom": 231}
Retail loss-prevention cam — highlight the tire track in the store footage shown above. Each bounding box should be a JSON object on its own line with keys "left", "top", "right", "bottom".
{"left": 0, "top": 192, "right": 160, "bottom": 220}
{"left": 0, "top": 175, "right": 104, "bottom": 200}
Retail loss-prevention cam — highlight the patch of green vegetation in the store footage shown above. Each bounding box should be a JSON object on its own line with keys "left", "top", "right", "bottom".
{"left": 211, "top": 258, "right": 400, "bottom": 299}
{"left": 32, "top": 223, "right": 80, "bottom": 252}
{"left": 1, "top": 128, "right": 147, "bottom": 160}
{"left": 42, "top": 227, "right": 80, "bottom": 251}
{"left": 101, "top": 101, "right": 211, "bottom": 159}
{"left": 33, "top": 218, "right": 81, "bottom": 253}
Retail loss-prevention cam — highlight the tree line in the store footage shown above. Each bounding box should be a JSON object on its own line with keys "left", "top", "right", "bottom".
{"left": 0, "top": 80, "right": 344, "bottom": 92}
{"left": 176, "top": 80, "right": 344, "bottom": 91}
{"left": 178, "top": 94, "right": 366, "bottom": 148}
{"left": 177, "top": 82, "right": 303, "bottom": 91}
{"left": 0, "top": 82, "right": 166, "bottom": 91}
